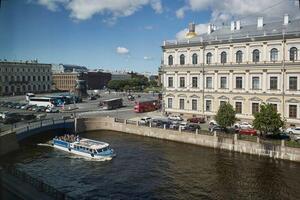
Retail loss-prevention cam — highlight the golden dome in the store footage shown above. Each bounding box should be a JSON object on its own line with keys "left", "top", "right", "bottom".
{"left": 186, "top": 31, "right": 197, "bottom": 39}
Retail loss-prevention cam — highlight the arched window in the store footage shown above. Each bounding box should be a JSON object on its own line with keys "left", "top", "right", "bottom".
{"left": 270, "top": 48, "right": 278, "bottom": 61}
{"left": 221, "top": 51, "right": 227, "bottom": 64}
{"left": 236, "top": 51, "right": 243, "bottom": 63}
{"left": 290, "top": 47, "right": 297, "bottom": 61}
{"left": 168, "top": 55, "right": 173, "bottom": 65}
{"left": 28, "top": 85, "right": 31, "bottom": 91}
{"left": 22, "top": 85, "right": 26, "bottom": 91}
{"left": 253, "top": 49, "right": 260, "bottom": 62}
{"left": 33, "top": 85, "right": 36, "bottom": 91}
{"left": 180, "top": 54, "right": 185, "bottom": 65}
{"left": 206, "top": 52, "right": 212, "bottom": 64}
{"left": 192, "top": 53, "right": 198, "bottom": 65}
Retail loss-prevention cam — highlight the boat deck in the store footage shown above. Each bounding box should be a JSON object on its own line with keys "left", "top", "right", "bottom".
{"left": 76, "top": 138, "right": 109, "bottom": 149}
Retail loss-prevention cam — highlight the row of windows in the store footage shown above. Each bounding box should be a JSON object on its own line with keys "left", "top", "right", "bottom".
{"left": 0, "top": 67, "right": 50, "bottom": 73}
{"left": 168, "top": 76, "right": 298, "bottom": 91}
{"left": 167, "top": 47, "right": 298, "bottom": 65}
{"left": 0, "top": 84, "right": 51, "bottom": 93}
{"left": 0, "top": 75, "right": 50, "bottom": 82}
{"left": 167, "top": 98, "right": 298, "bottom": 118}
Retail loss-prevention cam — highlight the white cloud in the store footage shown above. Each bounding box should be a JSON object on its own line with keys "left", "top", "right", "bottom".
{"left": 116, "top": 47, "right": 129, "bottom": 54}
{"left": 177, "top": 0, "right": 300, "bottom": 23}
{"left": 143, "top": 56, "right": 153, "bottom": 60}
{"left": 37, "top": 0, "right": 68, "bottom": 11}
{"left": 176, "top": 23, "right": 208, "bottom": 40}
{"left": 176, "top": 6, "right": 188, "bottom": 19}
{"left": 34, "top": 0, "right": 163, "bottom": 23}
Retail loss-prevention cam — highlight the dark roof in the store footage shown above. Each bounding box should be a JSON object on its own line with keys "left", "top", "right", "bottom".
{"left": 164, "top": 18, "right": 300, "bottom": 47}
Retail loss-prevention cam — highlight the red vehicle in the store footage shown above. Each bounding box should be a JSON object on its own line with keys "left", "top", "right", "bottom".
{"left": 134, "top": 100, "right": 160, "bottom": 113}
{"left": 187, "top": 117, "right": 206, "bottom": 124}
{"left": 239, "top": 128, "right": 257, "bottom": 136}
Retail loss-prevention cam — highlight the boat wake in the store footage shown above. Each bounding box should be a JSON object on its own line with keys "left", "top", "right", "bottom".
{"left": 37, "top": 143, "right": 53, "bottom": 147}
{"left": 67, "top": 155, "right": 113, "bottom": 162}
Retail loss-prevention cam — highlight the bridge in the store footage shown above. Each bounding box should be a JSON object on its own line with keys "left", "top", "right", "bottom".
{"left": 0, "top": 118, "right": 75, "bottom": 141}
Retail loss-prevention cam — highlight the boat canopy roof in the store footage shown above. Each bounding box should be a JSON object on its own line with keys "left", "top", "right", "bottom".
{"left": 75, "top": 138, "right": 109, "bottom": 149}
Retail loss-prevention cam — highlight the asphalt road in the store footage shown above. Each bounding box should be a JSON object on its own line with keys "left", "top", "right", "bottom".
{"left": 0, "top": 91, "right": 161, "bottom": 132}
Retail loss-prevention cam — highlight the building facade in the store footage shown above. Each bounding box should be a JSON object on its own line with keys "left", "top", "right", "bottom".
{"left": 52, "top": 72, "right": 79, "bottom": 91}
{"left": 0, "top": 61, "right": 52, "bottom": 96}
{"left": 160, "top": 15, "right": 300, "bottom": 125}
{"left": 52, "top": 71, "right": 111, "bottom": 91}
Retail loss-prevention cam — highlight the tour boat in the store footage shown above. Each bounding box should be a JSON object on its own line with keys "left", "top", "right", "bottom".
{"left": 52, "top": 135, "right": 115, "bottom": 160}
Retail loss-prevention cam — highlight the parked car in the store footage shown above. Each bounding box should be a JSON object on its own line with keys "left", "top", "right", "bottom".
{"left": 21, "top": 104, "right": 29, "bottom": 110}
{"left": 187, "top": 123, "right": 201, "bottom": 131}
{"left": 89, "top": 96, "right": 97, "bottom": 100}
{"left": 286, "top": 127, "right": 300, "bottom": 135}
{"left": 169, "top": 121, "right": 180, "bottom": 129}
{"left": 128, "top": 95, "right": 135, "bottom": 101}
{"left": 286, "top": 127, "right": 300, "bottom": 142}
{"left": 150, "top": 118, "right": 163, "bottom": 127}
{"left": 239, "top": 128, "right": 257, "bottom": 136}
{"left": 187, "top": 117, "right": 205, "bottom": 124}
{"left": 209, "top": 125, "right": 222, "bottom": 132}
{"left": 265, "top": 132, "right": 290, "bottom": 140}
{"left": 168, "top": 115, "right": 183, "bottom": 121}
{"left": 208, "top": 120, "right": 219, "bottom": 131}
{"left": 139, "top": 117, "right": 152, "bottom": 125}
{"left": 234, "top": 122, "right": 253, "bottom": 129}
{"left": 179, "top": 122, "right": 189, "bottom": 130}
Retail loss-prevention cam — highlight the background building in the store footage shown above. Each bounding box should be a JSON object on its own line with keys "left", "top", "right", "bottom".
{"left": 161, "top": 15, "right": 300, "bottom": 125}
{"left": 0, "top": 60, "right": 52, "bottom": 96}
{"left": 51, "top": 64, "right": 88, "bottom": 73}
{"left": 52, "top": 71, "right": 111, "bottom": 91}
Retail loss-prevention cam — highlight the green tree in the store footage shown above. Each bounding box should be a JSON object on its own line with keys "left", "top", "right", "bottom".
{"left": 253, "top": 103, "right": 285, "bottom": 135}
{"left": 215, "top": 102, "right": 237, "bottom": 130}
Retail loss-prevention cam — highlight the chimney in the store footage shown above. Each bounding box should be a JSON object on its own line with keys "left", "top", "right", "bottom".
{"left": 284, "top": 14, "right": 289, "bottom": 25}
{"left": 236, "top": 20, "right": 241, "bottom": 30}
{"left": 208, "top": 24, "right": 213, "bottom": 34}
{"left": 257, "top": 17, "right": 264, "bottom": 28}
{"left": 231, "top": 21, "right": 236, "bottom": 31}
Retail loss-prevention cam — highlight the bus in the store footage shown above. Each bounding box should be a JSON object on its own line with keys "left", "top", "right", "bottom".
{"left": 28, "top": 97, "right": 58, "bottom": 108}
{"left": 134, "top": 99, "right": 160, "bottom": 113}
{"left": 101, "top": 98, "right": 123, "bottom": 110}
{"left": 26, "top": 93, "right": 35, "bottom": 101}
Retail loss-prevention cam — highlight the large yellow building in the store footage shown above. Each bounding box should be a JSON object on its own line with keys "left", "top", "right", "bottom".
{"left": 160, "top": 15, "right": 300, "bottom": 125}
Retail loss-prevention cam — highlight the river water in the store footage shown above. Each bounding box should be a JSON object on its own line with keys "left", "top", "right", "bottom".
{"left": 1, "top": 130, "right": 300, "bottom": 200}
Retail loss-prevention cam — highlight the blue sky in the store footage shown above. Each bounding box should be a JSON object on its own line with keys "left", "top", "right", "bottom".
{"left": 0, "top": 0, "right": 299, "bottom": 73}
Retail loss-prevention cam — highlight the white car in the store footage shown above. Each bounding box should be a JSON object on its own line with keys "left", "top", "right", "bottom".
{"left": 139, "top": 117, "right": 151, "bottom": 125}
{"left": 286, "top": 127, "right": 300, "bottom": 141}
{"left": 179, "top": 122, "right": 188, "bottom": 130}
{"left": 234, "top": 122, "right": 253, "bottom": 129}
{"left": 168, "top": 115, "right": 183, "bottom": 121}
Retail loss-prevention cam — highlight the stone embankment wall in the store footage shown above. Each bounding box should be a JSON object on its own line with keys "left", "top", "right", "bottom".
{"left": 76, "top": 117, "right": 300, "bottom": 162}
{"left": 0, "top": 132, "right": 19, "bottom": 157}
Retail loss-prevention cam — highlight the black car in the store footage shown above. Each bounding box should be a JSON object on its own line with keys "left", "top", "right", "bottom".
{"left": 187, "top": 123, "right": 201, "bottom": 131}
{"left": 265, "top": 132, "right": 290, "bottom": 140}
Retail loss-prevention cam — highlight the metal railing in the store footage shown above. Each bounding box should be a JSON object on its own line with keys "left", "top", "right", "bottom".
{"left": 2, "top": 165, "right": 72, "bottom": 200}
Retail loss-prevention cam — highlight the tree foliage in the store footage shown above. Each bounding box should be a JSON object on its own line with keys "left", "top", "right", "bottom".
{"left": 107, "top": 76, "right": 155, "bottom": 92}
{"left": 253, "top": 103, "right": 285, "bottom": 135}
{"left": 215, "top": 102, "right": 237, "bottom": 129}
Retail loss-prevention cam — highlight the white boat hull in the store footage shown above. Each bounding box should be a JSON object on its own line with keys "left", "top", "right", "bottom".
{"left": 53, "top": 144, "right": 113, "bottom": 160}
